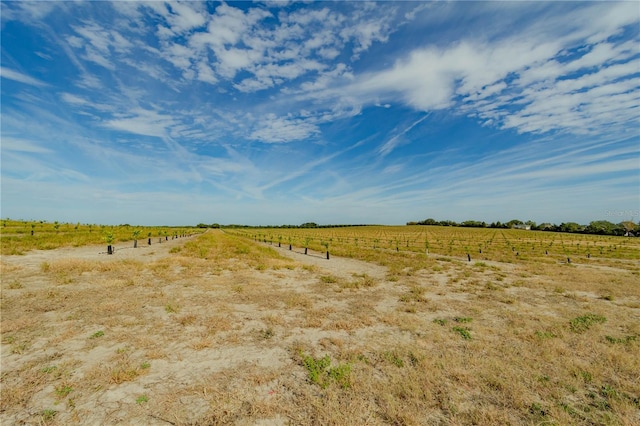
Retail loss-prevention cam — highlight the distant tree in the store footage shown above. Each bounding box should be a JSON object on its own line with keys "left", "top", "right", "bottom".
{"left": 210, "top": 223, "right": 221, "bottom": 228}
{"left": 558, "top": 222, "right": 584, "bottom": 233}
{"left": 438, "top": 220, "right": 458, "bottom": 227}
{"left": 301, "top": 222, "right": 318, "bottom": 228}
{"left": 461, "top": 220, "right": 486, "bottom": 228}
{"left": 535, "top": 223, "right": 555, "bottom": 231}
{"left": 506, "top": 219, "right": 524, "bottom": 228}
{"left": 585, "top": 220, "right": 617, "bottom": 235}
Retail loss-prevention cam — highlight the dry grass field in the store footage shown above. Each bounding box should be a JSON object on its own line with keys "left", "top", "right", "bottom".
{"left": 1, "top": 227, "right": 639, "bottom": 425}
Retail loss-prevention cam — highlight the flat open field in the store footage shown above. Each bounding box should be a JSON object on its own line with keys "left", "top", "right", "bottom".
{"left": 1, "top": 227, "right": 639, "bottom": 425}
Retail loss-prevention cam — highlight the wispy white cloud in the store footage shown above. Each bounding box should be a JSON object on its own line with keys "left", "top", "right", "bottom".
{"left": 163, "top": 1, "right": 207, "bottom": 34}
{"left": 249, "top": 114, "right": 319, "bottom": 143}
{"left": 104, "top": 108, "right": 176, "bottom": 138}
{"left": 378, "top": 114, "right": 429, "bottom": 157}
{"left": 312, "top": 135, "right": 639, "bottom": 224}
{"left": 0, "top": 0, "right": 61, "bottom": 22}
{"left": 1, "top": 137, "right": 53, "bottom": 154}
{"left": 0, "top": 67, "right": 49, "bottom": 87}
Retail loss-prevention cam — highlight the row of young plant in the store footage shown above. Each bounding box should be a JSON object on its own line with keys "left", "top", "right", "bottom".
{"left": 224, "top": 225, "right": 640, "bottom": 263}
{"left": 0, "top": 219, "right": 202, "bottom": 255}
{"left": 102, "top": 228, "right": 197, "bottom": 255}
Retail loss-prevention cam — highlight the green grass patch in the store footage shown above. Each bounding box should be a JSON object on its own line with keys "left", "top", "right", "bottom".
{"left": 569, "top": 313, "right": 606, "bottom": 333}
{"left": 41, "top": 409, "right": 57, "bottom": 422}
{"left": 535, "top": 331, "right": 557, "bottom": 339}
{"left": 165, "top": 303, "right": 178, "bottom": 314}
{"left": 452, "top": 326, "right": 472, "bottom": 339}
{"left": 54, "top": 384, "right": 73, "bottom": 398}
{"left": 319, "top": 275, "right": 338, "bottom": 284}
{"left": 90, "top": 330, "right": 104, "bottom": 339}
{"left": 383, "top": 351, "right": 405, "bottom": 367}
{"left": 604, "top": 335, "right": 636, "bottom": 344}
{"left": 300, "top": 352, "right": 352, "bottom": 389}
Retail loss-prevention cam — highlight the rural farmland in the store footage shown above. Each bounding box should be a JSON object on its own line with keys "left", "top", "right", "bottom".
{"left": 1, "top": 222, "right": 639, "bottom": 425}
{"left": 3, "top": 2, "right": 639, "bottom": 425}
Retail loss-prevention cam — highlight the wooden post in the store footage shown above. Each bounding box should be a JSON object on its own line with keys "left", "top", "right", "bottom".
{"left": 107, "top": 245, "right": 113, "bottom": 255}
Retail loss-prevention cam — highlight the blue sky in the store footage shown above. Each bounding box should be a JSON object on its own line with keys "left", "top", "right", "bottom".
{"left": 1, "top": 1, "right": 639, "bottom": 226}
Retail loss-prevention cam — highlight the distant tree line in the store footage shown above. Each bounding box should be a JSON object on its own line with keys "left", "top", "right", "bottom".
{"left": 407, "top": 218, "right": 640, "bottom": 236}
{"left": 196, "top": 223, "right": 220, "bottom": 228}
{"left": 222, "top": 223, "right": 375, "bottom": 229}
{"left": 198, "top": 219, "right": 639, "bottom": 236}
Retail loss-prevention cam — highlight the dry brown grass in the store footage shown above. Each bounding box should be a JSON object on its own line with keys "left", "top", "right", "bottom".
{"left": 1, "top": 229, "right": 638, "bottom": 425}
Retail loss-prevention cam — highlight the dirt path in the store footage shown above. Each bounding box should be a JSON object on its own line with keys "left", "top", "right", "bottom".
{"left": 264, "top": 243, "right": 388, "bottom": 280}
